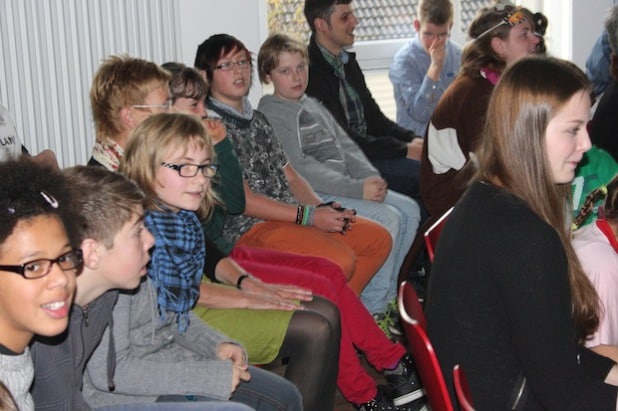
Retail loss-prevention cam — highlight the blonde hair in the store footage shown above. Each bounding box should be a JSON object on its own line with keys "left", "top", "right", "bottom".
{"left": 476, "top": 56, "right": 597, "bottom": 340}
{"left": 90, "top": 55, "right": 171, "bottom": 144}
{"left": 120, "top": 113, "right": 218, "bottom": 220}
{"left": 258, "top": 33, "right": 307, "bottom": 84}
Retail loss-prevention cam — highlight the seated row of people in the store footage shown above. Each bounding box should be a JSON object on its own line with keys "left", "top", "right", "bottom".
{"left": 0, "top": 9, "right": 428, "bottom": 409}
{"left": 84, "top": 40, "right": 428, "bottom": 410}
{"left": 164, "top": 60, "right": 424, "bottom": 409}
{"left": 8, "top": 1, "right": 618, "bottom": 410}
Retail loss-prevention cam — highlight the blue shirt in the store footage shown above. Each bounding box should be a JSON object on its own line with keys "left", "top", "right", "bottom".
{"left": 389, "top": 34, "right": 461, "bottom": 136}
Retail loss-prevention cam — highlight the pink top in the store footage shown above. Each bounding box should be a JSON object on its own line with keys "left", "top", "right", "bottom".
{"left": 573, "top": 222, "right": 618, "bottom": 347}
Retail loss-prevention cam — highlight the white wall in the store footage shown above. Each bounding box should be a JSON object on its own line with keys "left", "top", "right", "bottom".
{"left": 177, "top": 0, "right": 269, "bottom": 106}
{"left": 544, "top": 0, "right": 613, "bottom": 69}
{"left": 571, "top": 0, "right": 614, "bottom": 68}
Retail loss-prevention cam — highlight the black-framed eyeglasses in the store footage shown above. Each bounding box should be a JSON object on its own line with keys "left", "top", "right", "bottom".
{"left": 161, "top": 162, "right": 219, "bottom": 178}
{"left": 213, "top": 59, "right": 251, "bottom": 72}
{"left": 0, "top": 249, "right": 83, "bottom": 279}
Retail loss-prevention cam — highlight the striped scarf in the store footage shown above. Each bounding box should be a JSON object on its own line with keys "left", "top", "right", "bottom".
{"left": 318, "top": 44, "right": 367, "bottom": 138}
{"left": 144, "top": 209, "right": 205, "bottom": 333}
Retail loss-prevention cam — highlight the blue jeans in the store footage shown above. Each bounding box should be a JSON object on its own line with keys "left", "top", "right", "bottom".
{"left": 230, "top": 366, "right": 302, "bottom": 411}
{"left": 95, "top": 366, "right": 301, "bottom": 411}
{"left": 371, "top": 157, "right": 427, "bottom": 221}
{"left": 318, "top": 190, "right": 420, "bottom": 314}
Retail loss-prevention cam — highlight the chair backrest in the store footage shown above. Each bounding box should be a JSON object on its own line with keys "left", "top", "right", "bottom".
{"left": 398, "top": 282, "right": 454, "bottom": 411}
{"left": 424, "top": 206, "right": 454, "bottom": 262}
{"left": 453, "top": 364, "right": 476, "bottom": 411}
{"left": 399, "top": 280, "right": 427, "bottom": 330}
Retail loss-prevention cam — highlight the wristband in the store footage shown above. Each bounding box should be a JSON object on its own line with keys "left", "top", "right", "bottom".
{"left": 295, "top": 205, "right": 304, "bottom": 225}
{"left": 305, "top": 205, "right": 316, "bottom": 227}
{"left": 236, "top": 273, "right": 251, "bottom": 289}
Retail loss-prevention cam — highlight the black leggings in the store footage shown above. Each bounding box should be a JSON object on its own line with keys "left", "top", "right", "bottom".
{"left": 273, "top": 296, "right": 341, "bottom": 411}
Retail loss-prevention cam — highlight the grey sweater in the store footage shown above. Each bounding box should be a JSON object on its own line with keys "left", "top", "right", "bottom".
{"left": 0, "top": 348, "right": 33, "bottom": 411}
{"left": 82, "top": 278, "right": 242, "bottom": 408}
{"left": 258, "top": 94, "right": 378, "bottom": 199}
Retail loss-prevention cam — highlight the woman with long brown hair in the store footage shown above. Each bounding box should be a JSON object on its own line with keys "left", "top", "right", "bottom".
{"left": 426, "top": 56, "right": 618, "bottom": 410}
{"left": 420, "top": 3, "right": 540, "bottom": 218}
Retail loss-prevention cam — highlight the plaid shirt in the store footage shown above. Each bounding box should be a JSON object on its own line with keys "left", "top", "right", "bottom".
{"left": 144, "top": 209, "right": 205, "bottom": 334}
{"left": 318, "top": 43, "right": 367, "bottom": 139}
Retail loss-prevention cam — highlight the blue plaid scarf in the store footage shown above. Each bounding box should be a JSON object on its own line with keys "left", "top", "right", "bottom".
{"left": 144, "top": 209, "right": 205, "bottom": 334}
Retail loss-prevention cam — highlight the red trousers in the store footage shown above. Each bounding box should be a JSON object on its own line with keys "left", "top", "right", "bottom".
{"left": 230, "top": 246, "right": 406, "bottom": 404}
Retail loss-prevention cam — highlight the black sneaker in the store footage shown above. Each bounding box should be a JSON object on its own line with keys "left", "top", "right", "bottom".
{"left": 383, "top": 354, "right": 426, "bottom": 406}
{"left": 354, "top": 385, "right": 428, "bottom": 411}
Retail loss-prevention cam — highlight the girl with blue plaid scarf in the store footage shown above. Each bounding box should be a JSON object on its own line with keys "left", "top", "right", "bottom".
{"left": 118, "top": 112, "right": 305, "bottom": 410}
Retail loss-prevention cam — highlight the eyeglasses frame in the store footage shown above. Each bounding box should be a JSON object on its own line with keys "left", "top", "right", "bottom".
{"left": 131, "top": 99, "right": 173, "bottom": 112}
{"left": 161, "top": 162, "right": 219, "bottom": 178}
{"left": 0, "top": 248, "right": 83, "bottom": 279}
{"left": 213, "top": 59, "right": 251, "bottom": 72}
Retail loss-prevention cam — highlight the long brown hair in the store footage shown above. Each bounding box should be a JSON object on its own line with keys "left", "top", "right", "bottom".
{"left": 475, "top": 56, "right": 597, "bottom": 340}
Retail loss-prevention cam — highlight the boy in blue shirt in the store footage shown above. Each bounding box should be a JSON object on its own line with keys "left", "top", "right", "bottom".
{"left": 389, "top": 0, "right": 461, "bottom": 136}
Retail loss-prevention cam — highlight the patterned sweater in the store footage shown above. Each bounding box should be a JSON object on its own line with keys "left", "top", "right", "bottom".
{"left": 206, "top": 98, "right": 296, "bottom": 247}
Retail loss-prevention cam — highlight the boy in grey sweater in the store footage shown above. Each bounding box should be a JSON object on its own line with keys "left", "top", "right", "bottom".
{"left": 257, "top": 33, "right": 421, "bottom": 320}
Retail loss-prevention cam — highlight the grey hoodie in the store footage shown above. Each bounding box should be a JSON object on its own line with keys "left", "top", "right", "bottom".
{"left": 31, "top": 291, "right": 118, "bottom": 410}
{"left": 82, "top": 278, "right": 242, "bottom": 408}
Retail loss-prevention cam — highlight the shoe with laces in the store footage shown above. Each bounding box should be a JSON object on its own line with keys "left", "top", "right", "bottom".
{"left": 384, "top": 354, "right": 426, "bottom": 406}
{"left": 354, "top": 385, "right": 429, "bottom": 411}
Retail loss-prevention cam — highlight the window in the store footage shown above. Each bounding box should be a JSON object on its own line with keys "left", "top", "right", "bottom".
{"left": 267, "top": 0, "right": 418, "bottom": 44}
{"left": 265, "top": 0, "right": 546, "bottom": 120}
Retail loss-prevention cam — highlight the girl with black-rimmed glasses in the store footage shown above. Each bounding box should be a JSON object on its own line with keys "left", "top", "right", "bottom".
{"left": 0, "top": 157, "right": 81, "bottom": 411}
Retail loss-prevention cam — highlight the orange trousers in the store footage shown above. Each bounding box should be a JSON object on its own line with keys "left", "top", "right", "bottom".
{"left": 236, "top": 217, "right": 392, "bottom": 294}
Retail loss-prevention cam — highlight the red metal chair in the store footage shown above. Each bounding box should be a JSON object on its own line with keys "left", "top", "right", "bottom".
{"left": 398, "top": 282, "right": 454, "bottom": 411}
{"left": 424, "top": 207, "right": 454, "bottom": 262}
{"left": 398, "top": 280, "right": 427, "bottom": 330}
{"left": 453, "top": 364, "right": 476, "bottom": 411}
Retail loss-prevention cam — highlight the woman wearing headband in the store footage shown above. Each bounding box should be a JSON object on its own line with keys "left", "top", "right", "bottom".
{"left": 419, "top": 3, "right": 540, "bottom": 219}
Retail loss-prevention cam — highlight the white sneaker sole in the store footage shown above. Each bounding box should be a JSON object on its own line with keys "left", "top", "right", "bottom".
{"left": 392, "top": 388, "right": 426, "bottom": 406}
